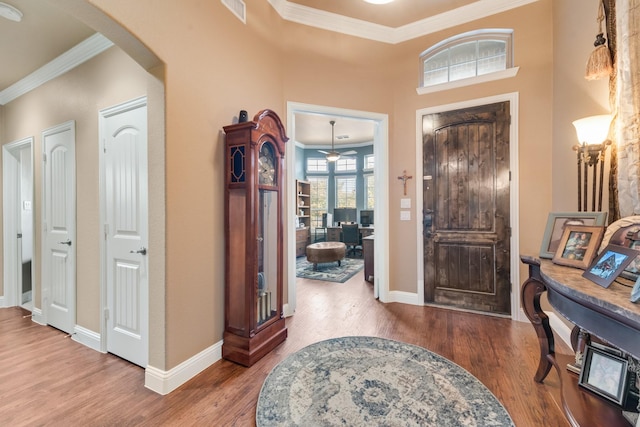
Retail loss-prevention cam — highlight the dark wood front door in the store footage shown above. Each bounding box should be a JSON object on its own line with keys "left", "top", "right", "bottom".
{"left": 422, "top": 102, "right": 511, "bottom": 315}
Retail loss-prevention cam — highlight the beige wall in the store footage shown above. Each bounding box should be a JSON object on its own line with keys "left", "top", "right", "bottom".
{"left": 88, "top": 0, "right": 557, "bottom": 368}
{"left": 281, "top": 1, "right": 556, "bottom": 291}
{"left": 2, "top": 47, "right": 149, "bottom": 332}
{"left": 552, "top": 1, "right": 612, "bottom": 212}
{"left": 1, "top": 0, "right": 614, "bottom": 372}
{"left": 548, "top": 0, "right": 612, "bottom": 326}
{"left": 86, "top": 0, "right": 288, "bottom": 368}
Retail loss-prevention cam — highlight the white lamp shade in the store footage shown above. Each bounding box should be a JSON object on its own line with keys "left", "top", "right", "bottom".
{"left": 326, "top": 152, "right": 340, "bottom": 162}
{"left": 572, "top": 115, "right": 612, "bottom": 145}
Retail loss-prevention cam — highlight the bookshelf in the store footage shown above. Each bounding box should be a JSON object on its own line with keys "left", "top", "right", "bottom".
{"left": 295, "top": 180, "right": 311, "bottom": 256}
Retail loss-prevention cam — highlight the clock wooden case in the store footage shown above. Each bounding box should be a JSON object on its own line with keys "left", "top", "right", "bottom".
{"left": 222, "top": 109, "right": 288, "bottom": 366}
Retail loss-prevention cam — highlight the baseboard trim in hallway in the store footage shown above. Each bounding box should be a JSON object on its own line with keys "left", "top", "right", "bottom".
{"left": 145, "top": 340, "right": 223, "bottom": 395}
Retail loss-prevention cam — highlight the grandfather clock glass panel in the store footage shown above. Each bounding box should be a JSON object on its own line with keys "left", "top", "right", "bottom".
{"left": 222, "top": 109, "right": 288, "bottom": 367}
{"left": 258, "top": 189, "right": 278, "bottom": 324}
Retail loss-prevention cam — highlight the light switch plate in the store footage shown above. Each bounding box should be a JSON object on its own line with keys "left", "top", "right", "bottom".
{"left": 400, "top": 210, "right": 411, "bottom": 221}
{"left": 400, "top": 198, "right": 411, "bottom": 209}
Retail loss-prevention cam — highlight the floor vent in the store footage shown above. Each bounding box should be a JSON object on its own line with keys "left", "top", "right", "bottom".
{"left": 222, "top": 0, "right": 246, "bottom": 24}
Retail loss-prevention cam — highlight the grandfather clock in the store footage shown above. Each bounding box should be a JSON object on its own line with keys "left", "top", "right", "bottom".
{"left": 222, "top": 109, "right": 288, "bottom": 366}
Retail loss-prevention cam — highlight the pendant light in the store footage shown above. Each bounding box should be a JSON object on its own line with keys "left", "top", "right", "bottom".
{"left": 326, "top": 120, "right": 340, "bottom": 162}
{"left": 0, "top": 2, "right": 22, "bottom": 22}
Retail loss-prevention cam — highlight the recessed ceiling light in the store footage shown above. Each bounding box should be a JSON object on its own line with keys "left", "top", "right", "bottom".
{"left": 363, "top": 0, "right": 394, "bottom": 4}
{"left": 0, "top": 2, "right": 22, "bottom": 22}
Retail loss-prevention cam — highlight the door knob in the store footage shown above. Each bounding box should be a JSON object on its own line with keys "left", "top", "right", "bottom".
{"left": 130, "top": 247, "right": 147, "bottom": 255}
{"left": 58, "top": 239, "right": 72, "bottom": 246}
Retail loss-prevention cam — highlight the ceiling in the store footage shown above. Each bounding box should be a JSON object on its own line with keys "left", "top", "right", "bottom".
{"left": 0, "top": 0, "right": 502, "bottom": 148}
{"left": 288, "top": 0, "right": 476, "bottom": 28}
{"left": 293, "top": 114, "right": 376, "bottom": 148}
{"left": 0, "top": 0, "right": 94, "bottom": 92}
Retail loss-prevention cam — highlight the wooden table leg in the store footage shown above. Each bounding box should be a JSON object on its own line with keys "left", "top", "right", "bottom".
{"left": 520, "top": 256, "right": 555, "bottom": 383}
{"left": 566, "top": 326, "right": 589, "bottom": 374}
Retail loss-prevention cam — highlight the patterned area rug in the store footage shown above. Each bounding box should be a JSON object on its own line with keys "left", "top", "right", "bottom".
{"left": 256, "top": 336, "right": 514, "bottom": 427}
{"left": 296, "top": 257, "right": 363, "bottom": 283}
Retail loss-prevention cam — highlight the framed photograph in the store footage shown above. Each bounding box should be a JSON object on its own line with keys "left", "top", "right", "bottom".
{"left": 539, "top": 212, "right": 608, "bottom": 259}
{"left": 582, "top": 244, "right": 640, "bottom": 288}
{"left": 579, "top": 344, "right": 631, "bottom": 406}
{"left": 599, "top": 216, "right": 640, "bottom": 281}
{"left": 552, "top": 225, "right": 605, "bottom": 269}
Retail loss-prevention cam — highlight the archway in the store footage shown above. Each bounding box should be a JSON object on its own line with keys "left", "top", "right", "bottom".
{"left": 51, "top": 0, "right": 167, "bottom": 379}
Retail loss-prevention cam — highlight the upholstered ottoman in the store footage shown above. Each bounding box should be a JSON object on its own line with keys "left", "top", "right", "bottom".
{"left": 306, "top": 242, "right": 346, "bottom": 271}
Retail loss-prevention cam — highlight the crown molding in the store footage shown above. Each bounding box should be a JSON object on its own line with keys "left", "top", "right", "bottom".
{"left": 0, "top": 33, "right": 113, "bottom": 105}
{"left": 268, "top": 0, "right": 394, "bottom": 43}
{"left": 268, "top": 0, "right": 539, "bottom": 44}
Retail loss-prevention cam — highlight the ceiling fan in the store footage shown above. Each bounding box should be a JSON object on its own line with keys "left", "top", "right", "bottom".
{"left": 318, "top": 120, "right": 357, "bottom": 161}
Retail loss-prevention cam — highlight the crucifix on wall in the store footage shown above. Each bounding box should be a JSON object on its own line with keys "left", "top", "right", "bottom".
{"left": 397, "top": 170, "right": 413, "bottom": 196}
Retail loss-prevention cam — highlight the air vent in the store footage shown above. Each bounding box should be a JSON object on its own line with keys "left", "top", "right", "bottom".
{"left": 222, "top": 0, "right": 246, "bottom": 23}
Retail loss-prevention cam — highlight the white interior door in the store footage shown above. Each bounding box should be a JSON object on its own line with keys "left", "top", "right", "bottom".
{"left": 100, "top": 97, "right": 148, "bottom": 367}
{"left": 42, "top": 121, "right": 76, "bottom": 333}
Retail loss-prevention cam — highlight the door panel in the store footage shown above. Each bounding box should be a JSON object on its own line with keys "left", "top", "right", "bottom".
{"left": 423, "top": 102, "right": 510, "bottom": 315}
{"left": 102, "top": 98, "right": 148, "bottom": 367}
{"left": 43, "top": 121, "right": 76, "bottom": 333}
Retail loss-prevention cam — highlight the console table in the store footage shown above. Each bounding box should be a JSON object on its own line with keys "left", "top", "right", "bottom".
{"left": 521, "top": 256, "right": 640, "bottom": 426}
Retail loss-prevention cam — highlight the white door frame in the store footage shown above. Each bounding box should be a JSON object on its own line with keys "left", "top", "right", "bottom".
{"left": 285, "top": 102, "right": 390, "bottom": 315}
{"left": 98, "top": 96, "right": 149, "bottom": 365}
{"left": 415, "top": 92, "right": 522, "bottom": 321}
{"left": 2, "top": 137, "right": 34, "bottom": 308}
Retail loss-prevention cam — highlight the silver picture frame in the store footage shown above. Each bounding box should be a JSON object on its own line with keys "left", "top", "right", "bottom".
{"left": 539, "top": 211, "right": 608, "bottom": 259}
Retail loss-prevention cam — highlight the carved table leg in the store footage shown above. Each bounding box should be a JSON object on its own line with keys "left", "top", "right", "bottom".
{"left": 567, "top": 326, "right": 590, "bottom": 374}
{"left": 520, "top": 256, "right": 555, "bottom": 383}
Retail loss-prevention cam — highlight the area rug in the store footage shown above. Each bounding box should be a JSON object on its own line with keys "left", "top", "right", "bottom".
{"left": 295, "top": 257, "right": 364, "bottom": 283}
{"left": 256, "top": 336, "right": 514, "bottom": 427}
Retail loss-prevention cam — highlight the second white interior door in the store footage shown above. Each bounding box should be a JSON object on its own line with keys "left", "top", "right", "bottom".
{"left": 101, "top": 97, "right": 149, "bottom": 368}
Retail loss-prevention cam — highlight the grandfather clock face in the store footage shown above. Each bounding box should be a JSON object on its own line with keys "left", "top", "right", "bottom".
{"left": 258, "top": 142, "right": 276, "bottom": 186}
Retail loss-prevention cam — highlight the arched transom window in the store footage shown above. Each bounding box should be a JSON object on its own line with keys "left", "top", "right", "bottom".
{"left": 420, "top": 29, "right": 514, "bottom": 88}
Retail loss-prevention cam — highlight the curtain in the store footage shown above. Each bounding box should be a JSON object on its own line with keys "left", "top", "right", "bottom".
{"left": 604, "top": 0, "right": 620, "bottom": 221}
{"left": 612, "top": 0, "right": 640, "bottom": 217}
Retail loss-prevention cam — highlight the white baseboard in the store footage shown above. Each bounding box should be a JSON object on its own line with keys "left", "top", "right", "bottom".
{"left": 145, "top": 340, "right": 223, "bottom": 395}
{"left": 283, "top": 302, "right": 293, "bottom": 317}
{"left": 31, "top": 307, "right": 45, "bottom": 325}
{"left": 73, "top": 324, "right": 102, "bottom": 352}
{"left": 385, "top": 290, "right": 422, "bottom": 306}
{"left": 548, "top": 312, "right": 572, "bottom": 349}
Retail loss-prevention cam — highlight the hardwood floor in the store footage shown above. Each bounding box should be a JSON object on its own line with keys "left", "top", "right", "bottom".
{"left": 0, "top": 271, "right": 571, "bottom": 426}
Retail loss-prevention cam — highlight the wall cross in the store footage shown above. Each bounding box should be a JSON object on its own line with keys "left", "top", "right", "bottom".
{"left": 397, "top": 170, "right": 413, "bottom": 196}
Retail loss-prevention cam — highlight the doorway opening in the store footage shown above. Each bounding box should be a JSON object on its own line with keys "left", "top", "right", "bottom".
{"left": 3, "top": 137, "right": 35, "bottom": 311}
{"left": 286, "top": 102, "right": 389, "bottom": 315}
